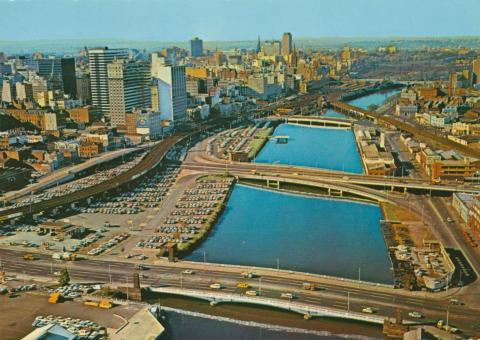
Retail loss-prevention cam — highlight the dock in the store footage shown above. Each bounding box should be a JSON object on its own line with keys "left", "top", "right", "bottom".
{"left": 111, "top": 307, "right": 165, "bottom": 340}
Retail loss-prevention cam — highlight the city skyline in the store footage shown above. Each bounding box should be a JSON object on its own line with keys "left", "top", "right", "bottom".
{"left": 1, "top": 0, "right": 480, "bottom": 41}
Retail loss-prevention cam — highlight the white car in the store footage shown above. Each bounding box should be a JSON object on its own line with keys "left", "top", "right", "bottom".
{"left": 209, "top": 283, "right": 225, "bottom": 289}
{"left": 362, "top": 307, "right": 374, "bottom": 314}
{"left": 408, "top": 311, "right": 423, "bottom": 319}
{"left": 245, "top": 290, "right": 259, "bottom": 296}
{"left": 280, "top": 293, "right": 294, "bottom": 299}
{"left": 182, "top": 269, "right": 194, "bottom": 275}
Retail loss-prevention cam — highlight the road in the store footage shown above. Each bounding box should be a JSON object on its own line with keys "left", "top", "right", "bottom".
{"left": 0, "top": 134, "right": 189, "bottom": 221}
{"left": 0, "top": 248, "right": 478, "bottom": 333}
{"left": 3, "top": 146, "right": 148, "bottom": 203}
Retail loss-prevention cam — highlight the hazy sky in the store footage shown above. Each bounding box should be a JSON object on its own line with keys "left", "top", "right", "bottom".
{"left": 1, "top": 0, "right": 480, "bottom": 41}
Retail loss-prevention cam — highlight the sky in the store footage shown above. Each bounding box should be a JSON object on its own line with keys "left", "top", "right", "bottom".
{"left": 1, "top": 0, "right": 480, "bottom": 41}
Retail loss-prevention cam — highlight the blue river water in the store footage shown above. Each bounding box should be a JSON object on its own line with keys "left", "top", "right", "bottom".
{"left": 186, "top": 184, "right": 392, "bottom": 284}
{"left": 255, "top": 124, "right": 363, "bottom": 173}
{"left": 347, "top": 89, "right": 400, "bottom": 109}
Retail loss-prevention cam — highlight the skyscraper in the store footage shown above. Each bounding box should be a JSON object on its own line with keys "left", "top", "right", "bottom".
{"left": 190, "top": 37, "right": 203, "bottom": 57}
{"left": 151, "top": 52, "right": 187, "bottom": 123}
{"left": 36, "top": 57, "right": 77, "bottom": 97}
{"left": 262, "top": 40, "right": 281, "bottom": 56}
{"left": 107, "top": 59, "right": 151, "bottom": 127}
{"left": 88, "top": 47, "right": 129, "bottom": 122}
{"left": 282, "top": 32, "right": 292, "bottom": 56}
{"left": 473, "top": 57, "right": 480, "bottom": 85}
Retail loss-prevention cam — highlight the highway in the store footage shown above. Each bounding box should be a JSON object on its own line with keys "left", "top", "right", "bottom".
{"left": 0, "top": 248, "right": 478, "bottom": 332}
{"left": 182, "top": 157, "right": 480, "bottom": 194}
{"left": 0, "top": 134, "right": 189, "bottom": 221}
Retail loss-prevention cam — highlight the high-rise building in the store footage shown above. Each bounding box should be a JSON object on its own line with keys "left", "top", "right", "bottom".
{"left": 190, "top": 37, "right": 203, "bottom": 57}
{"left": 282, "top": 32, "right": 292, "bottom": 56}
{"left": 107, "top": 59, "right": 151, "bottom": 127}
{"left": 151, "top": 52, "right": 187, "bottom": 123}
{"left": 37, "top": 57, "right": 77, "bottom": 97}
{"left": 15, "top": 81, "right": 34, "bottom": 101}
{"left": 76, "top": 75, "right": 91, "bottom": 104}
{"left": 262, "top": 40, "right": 281, "bottom": 56}
{"left": 88, "top": 47, "right": 129, "bottom": 122}
{"left": 473, "top": 57, "right": 480, "bottom": 85}
{"left": 61, "top": 57, "right": 77, "bottom": 98}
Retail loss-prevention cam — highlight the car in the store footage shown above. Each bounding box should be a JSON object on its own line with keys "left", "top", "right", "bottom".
{"left": 449, "top": 298, "right": 464, "bottom": 305}
{"left": 446, "top": 217, "right": 453, "bottom": 223}
{"left": 209, "top": 283, "right": 225, "bottom": 289}
{"left": 182, "top": 269, "right": 194, "bottom": 275}
{"left": 280, "top": 293, "right": 294, "bottom": 299}
{"left": 245, "top": 290, "right": 259, "bottom": 296}
{"left": 362, "top": 307, "right": 375, "bottom": 314}
{"left": 408, "top": 311, "right": 423, "bottom": 319}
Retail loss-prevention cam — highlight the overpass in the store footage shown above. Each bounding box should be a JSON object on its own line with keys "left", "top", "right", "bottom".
{"left": 183, "top": 160, "right": 480, "bottom": 195}
{"left": 149, "top": 286, "right": 412, "bottom": 325}
{"left": 236, "top": 173, "right": 394, "bottom": 203}
{"left": 276, "top": 115, "right": 353, "bottom": 128}
{"left": 0, "top": 134, "right": 190, "bottom": 221}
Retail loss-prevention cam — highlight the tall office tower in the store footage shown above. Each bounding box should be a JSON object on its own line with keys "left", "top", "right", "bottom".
{"left": 88, "top": 47, "right": 129, "bottom": 122}
{"left": 31, "top": 76, "right": 49, "bottom": 102}
{"left": 256, "top": 36, "right": 261, "bottom": 53}
{"left": 107, "top": 59, "right": 151, "bottom": 127}
{"left": 15, "top": 81, "right": 34, "bottom": 101}
{"left": 473, "top": 57, "right": 480, "bottom": 85}
{"left": 282, "top": 32, "right": 292, "bottom": 56}
{"left": 1, "top": 79, "right": 14, "bottom": 103}
{"left": 60, "top": 57, "right": 77, "bottom": 98}
{"left": 151, "top": 52, "right": 187, "bottom": 123}
{"left": 76, "top": 74, "right": 91, "bottom": 104}
{"left": 190, "top": 37, "right": 203, "bottom": 57}
{"left": 262, "top": 40, "right": 281, "bottom": 56}
{"left": 37, "top": 57, "right": 77, "bottom": 97}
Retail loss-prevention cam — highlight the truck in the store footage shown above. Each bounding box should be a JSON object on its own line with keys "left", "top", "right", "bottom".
{"left": 302, "top": 283, "right": 316, "bottom": 291}
{"left": 83, "top": 299, "right": 112, "bottom": 309}
{"left": 52, "top": 252, "right": 77, "bottom": 261}
{"left": 237, "top": 282, "right": 249, "bottom": 289}
{"left": 48, "top": 292, "right": 61, "bottom": 304}
{"left": 23, "top": 254, "right": 37, "bottom": 261}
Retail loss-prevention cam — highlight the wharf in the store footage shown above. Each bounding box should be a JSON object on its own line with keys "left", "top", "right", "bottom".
{"left": 111, "top": 307, "right": 164, "bottom": 340}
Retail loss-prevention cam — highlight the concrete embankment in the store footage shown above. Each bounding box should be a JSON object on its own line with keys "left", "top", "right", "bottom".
{"left": 111, "top": 306, "right": 165, "bottom": 340}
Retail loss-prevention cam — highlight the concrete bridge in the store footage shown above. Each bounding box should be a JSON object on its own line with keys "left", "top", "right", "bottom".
{"left": 236, "top": 173, "right": 394, "bottom": 203}
{"left": 280, "top": 115, "right": 353, "bottom": 128}
{"left": 267, "top": 115, "right": 353, "bottom": 128}
{"left": 149, "top": 286, "right": 417, "bottom": 325}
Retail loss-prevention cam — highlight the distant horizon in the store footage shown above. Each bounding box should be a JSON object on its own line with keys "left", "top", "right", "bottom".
{"left": 2, "top": 0, "right": 480, "bottom": 41}
{"left": 2, "top": 35, "right": 480, "bottom": 44}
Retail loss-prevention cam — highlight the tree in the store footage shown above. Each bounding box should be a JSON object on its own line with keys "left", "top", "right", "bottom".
{"left": 58, "top": 268, "right": 70, "bottom": 286}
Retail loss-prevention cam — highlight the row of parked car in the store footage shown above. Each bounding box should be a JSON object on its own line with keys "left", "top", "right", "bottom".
{"left": 11, "top": 153, "right": 146, "bottom": 210}
{"left": 87, "top": 233, "right": 129, "bottom": 256}
{"left": 32, "top": 315, "right": 106, "bottom": 339}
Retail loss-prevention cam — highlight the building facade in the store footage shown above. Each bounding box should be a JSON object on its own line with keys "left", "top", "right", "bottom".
{"left": 107, "top": 59, "right": 151, "bottom": 127}
{"left": 88, "top": 47, "right": 129, "bottom": 122}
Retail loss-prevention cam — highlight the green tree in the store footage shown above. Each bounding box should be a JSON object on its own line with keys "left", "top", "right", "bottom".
{"left": 58, "top": 268, "right": 70, "bottom": 286}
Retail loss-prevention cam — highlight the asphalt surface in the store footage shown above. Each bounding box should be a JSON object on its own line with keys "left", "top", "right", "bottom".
{"left": 0, "top": 248, "right": 478, "bottom": 333}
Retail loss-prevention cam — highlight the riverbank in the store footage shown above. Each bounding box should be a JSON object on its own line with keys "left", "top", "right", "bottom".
{"left": 155, "top": 175, "right": 235, "bottom": 257}
{"left": 151, "top": 295, "right": 383, "bottom": 339}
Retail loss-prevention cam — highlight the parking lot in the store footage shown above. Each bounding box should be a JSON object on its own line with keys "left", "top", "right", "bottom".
{"left": 0, "top": 292, "right": 139, "bottom": 340}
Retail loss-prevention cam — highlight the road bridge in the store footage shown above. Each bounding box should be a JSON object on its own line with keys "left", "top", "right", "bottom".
{"left": 149, "top": 286, "right": 418, "bottom": 325}
{"left": 183, "top": 160, "right": 480, "bottom": 195}
{"left": 278, "top": 115, "right": 353, "bottom": 128}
